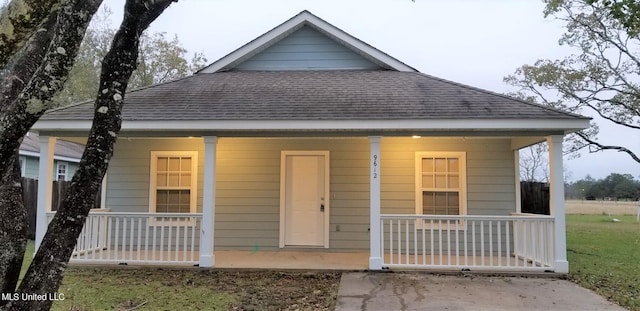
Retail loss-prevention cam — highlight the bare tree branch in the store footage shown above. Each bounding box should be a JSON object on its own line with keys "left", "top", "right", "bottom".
{"left": 576, "top": 131, "right": 640, "bottom": 163}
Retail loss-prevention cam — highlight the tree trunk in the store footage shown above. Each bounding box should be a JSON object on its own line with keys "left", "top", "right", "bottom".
{"left": 0, "top": 0, "right": 102, "bottom": 180}
{"left": 8, "top": 1, "right": 175, "bottom": 310}
{"left": 0, "top": 0, "right": 67, "bottom": 68}
{"left": 0, "top": 0, "right": 101, "bottom": 304}
{"left": 0, "top": 149, "right": 27, "bottom": 307}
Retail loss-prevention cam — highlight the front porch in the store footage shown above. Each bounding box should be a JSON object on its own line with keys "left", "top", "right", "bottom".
{"left": 47, "top": 211, "right": 555, "bottom": 271}
{"left": 37, "top": 135, "right": 569, "bottom": 273}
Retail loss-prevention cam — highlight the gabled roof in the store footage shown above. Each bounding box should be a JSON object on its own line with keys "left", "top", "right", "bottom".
{"left": 20, "top": 132, "right": 84, "bottom": 162}
{"left": 198, "top": 10, "right": 417, "bottom": 73}
{"left": 34, "top": 11, "right": 590, "bottom": 136}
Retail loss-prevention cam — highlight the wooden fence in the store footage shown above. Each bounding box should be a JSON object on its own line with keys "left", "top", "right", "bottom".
{"left": 520, "top": 181, "right": 550, "bottom": 215}
{"left": 21, "top": 177, "right": 100, "bottom": 239}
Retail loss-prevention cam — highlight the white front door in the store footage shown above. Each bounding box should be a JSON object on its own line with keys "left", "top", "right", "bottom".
{"left": 280, "top": 152, "right": 329, "bottom": 247}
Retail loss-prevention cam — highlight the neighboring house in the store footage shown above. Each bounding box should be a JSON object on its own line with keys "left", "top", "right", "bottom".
{"left": 32, "top": 11, "right": 590, "bottom": 272}
{"left": 19, "top": 132, "right": 83, "bottom": 181}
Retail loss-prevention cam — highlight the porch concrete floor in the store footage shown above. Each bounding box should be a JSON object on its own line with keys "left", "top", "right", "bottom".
{"left": 71, "top": 249, "right": 370, "bottom": 270}
{"left": 71, "top": 249, "right": 542, "bottom": 271}
{"left": 216, "top": 251, "right": 369, "bottom": 270}
{"left": 336, "top": 273, "right": 627, "bottom": 311}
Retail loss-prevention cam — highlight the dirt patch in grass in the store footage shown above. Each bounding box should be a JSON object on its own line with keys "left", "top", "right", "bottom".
{"left": 53, "top": 268, "right": 341, "bottom": 311}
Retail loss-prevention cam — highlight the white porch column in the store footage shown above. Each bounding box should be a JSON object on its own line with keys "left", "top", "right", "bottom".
{"left": 369, "top": 136, "right": 382, "bottom": 270}
{"left": 514, "top": 150, "right": 522, "bottom": 213}
{"left": 100, "top": 172, "right": 108, "bottom": 208}
{"left": 35, "top": 136, "right": 56, "bottom": 251}
{"left": 547, "top": 135, "right": 569, "bottom": 273}
{"left": 200, "top": 136, "right": 218, "bottom": 267}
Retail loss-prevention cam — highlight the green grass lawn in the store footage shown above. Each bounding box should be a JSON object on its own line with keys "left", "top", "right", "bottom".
{"left": 15, "top": 215, "right": 638, "bottom": 310}
{"left": 18, "top": 241, "right": 236, "bottom": 310}
{"left": 17, "top": 241, "right": 339, "bottom": 310}
{"left": 566, "top": 214, "right": 640, "bottom": 310}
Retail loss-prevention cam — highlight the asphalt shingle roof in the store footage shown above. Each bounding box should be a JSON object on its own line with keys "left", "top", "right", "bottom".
{"left": 42, "top": 71, "right": 586, "bottom": 122}
{"left": 20, "top": 132, "right": 84, "bottom": 159}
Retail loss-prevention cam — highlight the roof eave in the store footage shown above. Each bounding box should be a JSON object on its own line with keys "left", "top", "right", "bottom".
{"left": 32, "top": 118, "right": 590, "bottom": 135}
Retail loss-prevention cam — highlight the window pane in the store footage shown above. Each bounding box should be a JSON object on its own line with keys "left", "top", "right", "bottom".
{"left": 167, "top": 190, "right": 180, "bottom": 204}
{"left": 448, "top": 158, "right": 459, "bottom": 172}
{"left": 180, "top": 173, "right": 191, "bottom": 187}
{"left": 434, "top": 206, "right": 448, "bottom": 215}
{"left": 168, "top": 173, "right": 180, "bottom": 187}
{"left": 447, "top": 175, "right": 459, "bottom": 188}
{"left": 165, "top": 204, "right": 179, "bottom": 213}
{"left": 423, "top": 191, "right": 460, "bottom": 215}
{"left": 181, "top": 157, "right": 192, "bottom": 171}
{"left": 157, "top": 190, "right": 190, "bottom": 213}
{"left": 435, "top": 175, "right": 446, "bottom": 188}
{"left": 157, "top": 157, "right": 168, "bottom": 171}
{"left": 434, "top": 158, "right": 446, "bottom": 172}
{"left": 156, "top": 173, "right": 167, "bottom": 187}
{"left": 446, "top": 207, "right": 460, "bottom": 215}
{"left": 448, "top": 192, "right": 459, "bottom": 207}
{"left": 422, "top": 174, "right": 434, "bottom": 188}
{"left": 156, "top": 191, "right": 167, "bottom": 205}
{"left": 434, "top": 192, "right": 447, "bottom": 207}
{"left": 422, "top": 192, "right": 435, "bottom": 214}
{"left": 169, "top": 157, "right": 180, "bottom": 171}
{"left": 180, "top": 191, "right": 190, "bottom": 205}
{"left": 422, "top": 158, "right": 434, "bottom": 173}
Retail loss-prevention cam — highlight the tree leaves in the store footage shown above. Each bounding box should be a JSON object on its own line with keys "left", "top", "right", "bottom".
{"left": 53, "top": 7, "right": 206, "bottom": 106}
{"left": 507, "top": 0, "right": 640, "bottom": 164}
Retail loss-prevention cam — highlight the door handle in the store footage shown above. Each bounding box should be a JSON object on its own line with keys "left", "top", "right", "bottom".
{"left": 320, "top": 204, "right": 325, "bottom": 212}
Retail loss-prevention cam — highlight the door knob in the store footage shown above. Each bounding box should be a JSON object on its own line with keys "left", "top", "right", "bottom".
{"left": 320, "top": 204, "right": 325, "bottom": 212}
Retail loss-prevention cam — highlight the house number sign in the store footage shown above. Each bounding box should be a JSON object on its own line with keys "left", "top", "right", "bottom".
{"left": 372, "top": 154, "right": 378, "bottom": 179}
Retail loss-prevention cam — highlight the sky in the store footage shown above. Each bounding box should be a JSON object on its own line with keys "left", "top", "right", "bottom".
{"left": 102, "top": 0, "right": 640, "bottom": 181}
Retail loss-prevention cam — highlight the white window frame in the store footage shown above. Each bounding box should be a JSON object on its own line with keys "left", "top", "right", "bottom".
{"left": 415, "top": 152, "right": 467, "bottom": 229}
{"left": 148, "top": 151, "right": 198, "bottom": 220}
{"left": 19, "top": 156, "right": 26, "bottom": 177}
{"left": 56, "top": 161, "right": 68, "bottom": 181}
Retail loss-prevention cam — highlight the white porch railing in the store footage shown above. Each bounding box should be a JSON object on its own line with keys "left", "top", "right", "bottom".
{"left": 380, "top": 214, "right": 555, "bottom": 271}
{"left": 46, "top": 212, "right": 202, "bottom": 265}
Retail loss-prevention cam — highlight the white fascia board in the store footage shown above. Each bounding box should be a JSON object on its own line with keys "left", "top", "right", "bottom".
{"left": 19, "top": 150, "right": 81, "bottom": 163}
{"left": 19, "top": 150, "right": 41, "bottom": 158}
{"left": 199, "top": 11, "right": 416, "bottom": 73}
{"left": 32, "top": 118, "right": 591, "bottom": 132}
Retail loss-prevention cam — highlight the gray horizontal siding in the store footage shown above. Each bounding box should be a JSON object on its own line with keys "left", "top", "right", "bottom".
{"left": 104, "top": 137, "right": 516, "bottom": 253}
{"left": 380, "top": 138, "right": 516, "bottom": 216}
{"left": 235, "top": 26, "right": 380, "bottom": 71}
{"left": 106, "top": 139, "right": 205, "bottom": 213}
{"left": 215, "top": 138, "right": 370, "bottom": 250}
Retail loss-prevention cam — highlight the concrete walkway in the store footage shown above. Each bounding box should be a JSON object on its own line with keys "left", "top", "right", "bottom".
{"left": 335, "top": 272, "right": 627, "bottom": 311}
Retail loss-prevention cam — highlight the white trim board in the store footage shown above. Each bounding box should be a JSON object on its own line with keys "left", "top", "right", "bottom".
{"left": 33, "top": 118, "right": 590, "bottom": 133}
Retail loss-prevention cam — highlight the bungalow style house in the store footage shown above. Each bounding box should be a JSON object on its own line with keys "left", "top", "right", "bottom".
{"left": 20, "top": 132, "right": 83, "bottom": 180}
{"left": 32, "top": 11, "right": 589, "bottom": 272}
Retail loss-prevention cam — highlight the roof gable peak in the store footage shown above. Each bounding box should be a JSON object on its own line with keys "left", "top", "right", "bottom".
{"left": 198, "top": 10, "right": 417, "bottom": 73}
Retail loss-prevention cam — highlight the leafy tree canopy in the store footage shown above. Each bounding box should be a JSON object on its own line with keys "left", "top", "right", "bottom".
{"left": 566, "top": 173, "right": 640, "bottom": 199}
{"left": 506, "top": 0, "right": 640, "bottom": 164}
{"left": 54, "top": 7, "right": 206, "bottom": 106}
